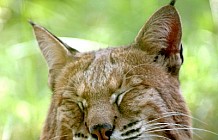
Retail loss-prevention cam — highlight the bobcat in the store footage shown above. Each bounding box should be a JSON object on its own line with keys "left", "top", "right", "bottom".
{"left": 31, "top": 0, "right": 192, "bottom": 139}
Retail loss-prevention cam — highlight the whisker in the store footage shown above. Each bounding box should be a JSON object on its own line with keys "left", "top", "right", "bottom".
{"left": 143, "top": 111, "right": 205, "bottom": 126}
{"left": 145, "top": 123, "right": 174, "bottom": 131}
{"left": 144, "top": 122, "right": 210, "bottom": 138}
{"left": 162, "top": 111, "right": 207, "bottom": 125}
{"left": 146, "top": 127, "right": 218, "bottom": 136}
{"left": 143, "top": 113, "right": 182, "bottom": 125}
{"left": 193, "top": 132, "right": 204, "bottom": 140}
{"left": 145, "top": 122, "right": 193, "bottom": 135}
{"left": 140, "top": 134, "right": 172, "bottom": 140}
{"left": 146, "top": 122, "right": 190, "bottom": 130}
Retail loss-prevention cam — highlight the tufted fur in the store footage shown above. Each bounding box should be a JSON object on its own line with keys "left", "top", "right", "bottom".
{"left": 31, "top": 1, "right": 192, "bottom": 140}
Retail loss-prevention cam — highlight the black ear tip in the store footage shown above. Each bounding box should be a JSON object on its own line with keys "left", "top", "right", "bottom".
{"left": 170, "top": 0, "right": 176, "bottom": 6}
{"left": 28, "top": 20, "right": 36, "bottom": 26}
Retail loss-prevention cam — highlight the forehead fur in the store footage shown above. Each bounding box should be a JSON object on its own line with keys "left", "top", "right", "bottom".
{"left": 55, "top": 46, "right": 176, "bottom": 97}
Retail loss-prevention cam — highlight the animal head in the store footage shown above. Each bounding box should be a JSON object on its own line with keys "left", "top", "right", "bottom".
{"left": 31, "top": 1, "right": 192, "bottom": 140}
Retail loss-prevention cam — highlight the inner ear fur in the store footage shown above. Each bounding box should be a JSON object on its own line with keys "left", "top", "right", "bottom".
{"left": 134, "top": 5, "right": 183, "bottom": 76}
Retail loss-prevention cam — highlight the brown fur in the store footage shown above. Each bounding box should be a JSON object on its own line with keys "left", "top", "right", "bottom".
{"left": 31, "top": 3, "right": 192, "bottom": 140}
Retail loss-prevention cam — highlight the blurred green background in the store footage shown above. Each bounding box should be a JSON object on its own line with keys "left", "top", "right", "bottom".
{"left": 0, "top": 0, "right": 218, "bottom": 139}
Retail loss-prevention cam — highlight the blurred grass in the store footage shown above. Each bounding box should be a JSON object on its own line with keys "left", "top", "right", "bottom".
{"left": 0, "top": 0, "right": 218, "bottom": 139}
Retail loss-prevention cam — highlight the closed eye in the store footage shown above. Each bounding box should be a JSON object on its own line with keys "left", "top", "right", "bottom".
{"left": 62, "top": 91, "right": 87, "bottom": 111}
{"left": 78, "top": 101, "right": 85, "bottom": 111}
{"left": 110, "top": 91, "right": 124, "bottom": 105}
{"left": 78, "top": 99, "right": 88, "bottom": 111}
{"left": 110, "top": 88, "right": 133, "bottom": 105}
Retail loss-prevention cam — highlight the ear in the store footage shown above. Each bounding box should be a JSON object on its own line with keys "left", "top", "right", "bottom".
{"left": 30, "top": 22, "right": 78, "bottom": 89}
{"left": 134, "top": 5, "right": 183, "bottom": 76}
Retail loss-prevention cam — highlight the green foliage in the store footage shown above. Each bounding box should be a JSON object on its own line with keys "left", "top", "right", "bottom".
{"left": 0, "top": 0, "right": 217, "bottom": 139}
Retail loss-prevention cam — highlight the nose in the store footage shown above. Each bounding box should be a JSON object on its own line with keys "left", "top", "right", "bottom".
{"left": 90, "top": 123, "right": 113, "bottom": 140}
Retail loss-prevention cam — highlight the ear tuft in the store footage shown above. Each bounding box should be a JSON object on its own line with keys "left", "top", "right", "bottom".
{"left": 29, "top": 20, "right": 38, "bottom": 27}
{"left": 170, "top": 0, "right": 176, "bottom": 6}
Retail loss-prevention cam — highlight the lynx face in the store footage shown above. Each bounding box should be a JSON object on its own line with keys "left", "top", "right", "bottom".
{"left": 31, "top": 2, "right": 192, "bottom": 140}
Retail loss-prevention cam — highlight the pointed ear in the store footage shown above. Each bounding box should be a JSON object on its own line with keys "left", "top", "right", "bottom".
{"left": 134, "top": 5, "right": 183, "bottom": 76}
{"left": 30, "top": 22, "right": 78, "bottom": 89}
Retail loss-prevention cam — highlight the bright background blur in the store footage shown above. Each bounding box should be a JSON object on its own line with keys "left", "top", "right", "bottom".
{"left": 0, "top": 0, "right": 218, "bottom": 139}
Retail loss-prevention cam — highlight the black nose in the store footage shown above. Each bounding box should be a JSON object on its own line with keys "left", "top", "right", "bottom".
{"left": 90, "top": 123, "right": 113, "bottom": 140}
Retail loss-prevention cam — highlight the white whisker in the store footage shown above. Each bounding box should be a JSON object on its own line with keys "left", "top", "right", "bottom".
{"left": 146, "top": 127, "right": 218, "bottom": 136}
{"left": 143, "top": 122, "right": 214, "bottom": 139}
{"left": 143, "top": 113, "right": 180, "bottom": 125}
{"left": 140, "top": 134, "right": 172, "bottom": 140}
{"left": 145, "top": 122, "right": 189, "bottom": 131}
{"left": 162, "top": 111, "right": 207, "bottom": 125}
{"left": 193, "top": 132, "right": 204, "bottom": 140}
{"left": 143, "top": 111, "right": 204, "bottom": 127}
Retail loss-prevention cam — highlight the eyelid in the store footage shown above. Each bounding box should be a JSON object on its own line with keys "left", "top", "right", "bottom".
{"left": 78, "top": 102, "right": 84, "bottom": 110}
{"left": 78, "top": 99, "right": 88, "bottom": 111}
{"left": 63, "top": 91, "right": 87, "bottom": 111}
{"left": 110, "top": 91, "right": 123, "bottom": 104}
{"left": 110, "top": 88, "right": 133, "bottom": 105}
